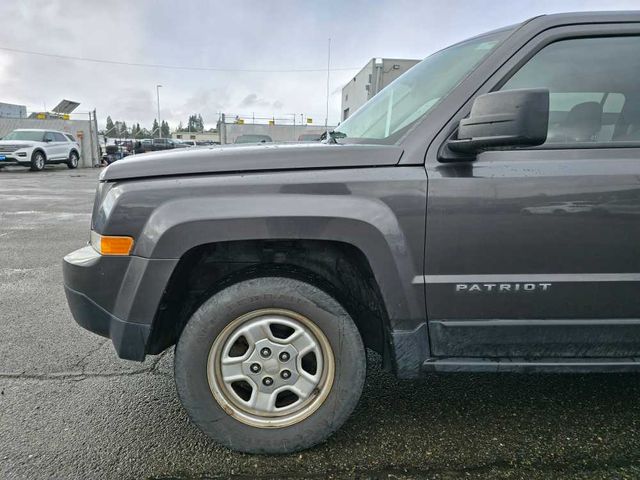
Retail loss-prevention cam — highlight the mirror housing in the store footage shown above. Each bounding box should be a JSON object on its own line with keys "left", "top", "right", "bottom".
{"left": 447, "top": 88, "right": 549, "bottom": 155}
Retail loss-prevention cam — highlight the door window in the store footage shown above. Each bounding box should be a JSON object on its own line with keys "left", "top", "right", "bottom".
{"left": 43, "top": 132, "right": 55, "bottom": 142}
{"left": 501, "top": 36, "right": 640, "bottom": 145}
{"left": 53, "top": 132, "right": 67, "bottom": 142}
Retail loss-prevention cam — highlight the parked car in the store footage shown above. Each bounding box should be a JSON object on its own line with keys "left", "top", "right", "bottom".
{"left": 63, "top": 11, "right": 640, "bottom": 454}
{"left": 102, "top": 144, "right": 130, "bottom": 165}
{"left": 143, "top": 138, "right": 179, "bottom": 152}
{"left": 0, "top": 129, "right": 80, "bottom": 171}
{"left": 234, "top": 134, "right": 272, "bottom": 144}
{"left": 297, "top": 133, "right": 322, "bottom": 141}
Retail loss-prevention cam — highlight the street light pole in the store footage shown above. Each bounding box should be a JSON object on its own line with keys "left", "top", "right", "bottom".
{"left": 156, "top": 84, "right": 162, "bottom": 138}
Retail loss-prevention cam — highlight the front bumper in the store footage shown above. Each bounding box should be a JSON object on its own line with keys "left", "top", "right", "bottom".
{"left": 62, "top": 246, "right": 178, "bottom": 361}
{"left": 0, "top": 153, "right": 29, "bottom": 166}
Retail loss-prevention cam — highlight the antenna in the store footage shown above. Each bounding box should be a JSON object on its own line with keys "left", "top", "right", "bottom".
{"left": 325, "top": 38, "right": 331, "bottom": 141}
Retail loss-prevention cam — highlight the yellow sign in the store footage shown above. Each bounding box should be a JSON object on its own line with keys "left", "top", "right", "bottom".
{"left": 269, "top": 120, "right": 275, "bottom": 126}
{"left": 62, "top": 114, "right": 70, "bottom": 120}
{"left": 306, "top": 118, "right": 312, "bottom": 124}
{"left": 36, "top": 113, "right": 45, "bottom": 119}
{"left": 235, "top": 118, "right": 244, "bottom": 124}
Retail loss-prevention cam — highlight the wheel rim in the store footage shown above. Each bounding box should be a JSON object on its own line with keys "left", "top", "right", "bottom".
{"left": 36, "top": 154, "right": 44, "bottom": 169}
{"left": 70, "top": 153, "right": 78, "bottom": 167}
{"left": 207, "top": 308, "right": 335, "bottom": 428}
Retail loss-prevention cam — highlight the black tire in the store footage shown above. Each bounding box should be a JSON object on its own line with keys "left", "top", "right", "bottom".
{"left": 30, "top": 150, "right": 45, "bottom": 171}
{"left": 67, "top": 150, "right": 79, "bottom": 169}
{"left": 174, "top": 276, "right": 366, "bottom": 454}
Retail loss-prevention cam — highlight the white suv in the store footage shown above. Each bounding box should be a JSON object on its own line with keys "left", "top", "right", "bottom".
{"left": 0, "top": 129, "right": 81, "bottom": 171}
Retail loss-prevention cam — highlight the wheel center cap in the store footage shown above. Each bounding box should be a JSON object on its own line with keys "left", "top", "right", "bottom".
{"left": 263, "top": 357, "right": 279, "bottom": 374}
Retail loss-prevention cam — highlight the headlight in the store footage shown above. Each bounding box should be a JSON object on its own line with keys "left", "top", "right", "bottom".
{"left": 15, "top": 145, "right": 32, "bottom": 156}
{"left": 90, "top": 231, "right": 134, "bottom": 255}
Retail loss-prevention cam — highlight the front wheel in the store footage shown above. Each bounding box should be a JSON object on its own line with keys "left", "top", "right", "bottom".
{"left": 67, "top": 151, "right": 79, "bottom": 169}
{"left": 30, "top": 150, "right": 45, "bottom": 171}
{"left": 174, "top": 277, "right": 366, "bottom": 454}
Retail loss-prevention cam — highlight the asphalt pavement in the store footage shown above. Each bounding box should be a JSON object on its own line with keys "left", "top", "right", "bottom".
{"left": 2, "top": 166, "right": 640, "bottom": 479}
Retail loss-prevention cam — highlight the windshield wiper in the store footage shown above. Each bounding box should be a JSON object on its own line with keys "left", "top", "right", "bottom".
{"left": 320, "top": 130, "right": 347, "bottom": 144}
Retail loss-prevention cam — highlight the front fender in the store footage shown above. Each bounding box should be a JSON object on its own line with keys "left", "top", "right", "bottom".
{"left": 135, "top": 191, "right": 424, "bottom": 326}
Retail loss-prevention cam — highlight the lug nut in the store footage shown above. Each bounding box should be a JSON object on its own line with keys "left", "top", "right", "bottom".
{"left": 260, "top": 347, "right": 272, "bottom": 358}
{"left": 250, "top": 363, "right": 261, "bottom": 373}
{"left": 262, "top": 376, "right": 274, "bottom": 386}
{"left": 280, "top": 369, "right": 291, "bottom": 380}
{"left": 279, "top": 351, "right": 290, "bottom": 362}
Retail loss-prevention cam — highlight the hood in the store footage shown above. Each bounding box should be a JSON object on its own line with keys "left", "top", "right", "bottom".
{"left": 100, "top": 142, "right": 403, "bottom": 181}
{"left": 0, "top": 140, "right": 42, "bottom": 146}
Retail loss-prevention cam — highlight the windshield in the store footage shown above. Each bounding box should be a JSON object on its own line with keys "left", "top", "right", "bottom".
{"left": 3, "top": 130, "right": 45, "bottom": 142}
{"left": 334, "top": 29, "right": 511, "bottom": 143}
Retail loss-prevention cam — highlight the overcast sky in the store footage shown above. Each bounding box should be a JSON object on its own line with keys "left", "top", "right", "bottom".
{"left": 0, "top": 0, "right": 638, "bottom": 129}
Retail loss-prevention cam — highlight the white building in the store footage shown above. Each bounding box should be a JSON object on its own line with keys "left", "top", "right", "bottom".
{"left": 341, "top": 58, "right": 420, "bottom": 121}
{"left": 0, "top": 102, "right": 27, "bottom": 119}
{"left": 172, "top": 131, "right": 219, "bottom": 142}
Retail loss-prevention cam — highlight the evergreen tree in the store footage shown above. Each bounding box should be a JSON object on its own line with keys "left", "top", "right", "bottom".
{"left": 105, "top": 116, "right": 115, "bottom": 138}
{"left": 152, "top": 119, "right": 159, "bottom": 138}
{"left": 187, "top": 114, "right": 204, "bottom": 132}
{"left": 161, "top": 120, "right": 170, "bottom": 138}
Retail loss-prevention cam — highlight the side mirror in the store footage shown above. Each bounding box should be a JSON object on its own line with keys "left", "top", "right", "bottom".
{"left": 44, "top": 138, "right": 52, "bottom": 143}
{"left": 447, "top": 88, "right": 549, "bottom": 155}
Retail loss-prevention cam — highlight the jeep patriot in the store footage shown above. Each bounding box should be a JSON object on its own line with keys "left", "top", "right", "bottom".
{"left": 63, "top": 12, "right": 640, "bottom": 453}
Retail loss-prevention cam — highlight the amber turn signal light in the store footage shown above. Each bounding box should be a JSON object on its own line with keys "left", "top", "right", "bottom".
{"left": 91, "top": 231, "right": 134, "bottom": 256}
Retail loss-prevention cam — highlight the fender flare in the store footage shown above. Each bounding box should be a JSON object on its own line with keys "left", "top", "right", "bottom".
{"left": 32, "top": 148, "right": 46, "bottom": 160}
{"left": 135, "top": 194, "right": 423, "bottom": 323}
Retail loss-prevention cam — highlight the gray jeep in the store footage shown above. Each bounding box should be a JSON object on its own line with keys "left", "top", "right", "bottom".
{"left": 64, "top": 12, "right": 640, "bottom": 453}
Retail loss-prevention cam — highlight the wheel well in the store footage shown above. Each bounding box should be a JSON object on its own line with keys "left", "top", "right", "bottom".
{"left": 32, "top": 148, "right": 46, "bottom": 159}
{"left": 146, "top": 240, "right": 390, "bottom": 359}
{"left": 70, "top": 149, "right": 79, "bottom": 157}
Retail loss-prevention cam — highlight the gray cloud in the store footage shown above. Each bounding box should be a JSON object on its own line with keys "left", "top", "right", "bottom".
{"left": 1, "top": 0, "right": 638, "bottom": 130}
{"left": 239, "top": 93, "right": 283, "bottom": 110}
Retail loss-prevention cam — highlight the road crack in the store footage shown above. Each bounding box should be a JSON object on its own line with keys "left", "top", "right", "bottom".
{"left": 0, "top": 349, "right": 172, "bottom": 382}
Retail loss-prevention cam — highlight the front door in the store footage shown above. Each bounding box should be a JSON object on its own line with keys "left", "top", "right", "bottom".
{"left": 425, "top": 32, "right": 640, "bottom": 358}
{"left": 52, "top": 132, "right": 69, "bottom": 159}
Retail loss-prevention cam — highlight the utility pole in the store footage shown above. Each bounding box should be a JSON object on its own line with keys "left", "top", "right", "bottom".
{"left": 156, "top": 84, "right": 162, "bottom": 138}
{"left": 92, "top": 109, "right": 99, "bottom": 166}
{"left": 325, "top": 38, "right": 331, "bottom": 140}
{"left": 87, "top": 111, "right": 96, "bottom": 168}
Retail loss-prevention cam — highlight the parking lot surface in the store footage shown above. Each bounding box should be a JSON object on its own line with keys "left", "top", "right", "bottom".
{"left": 2, "top": 166, "right": 640, "bottom": 479}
